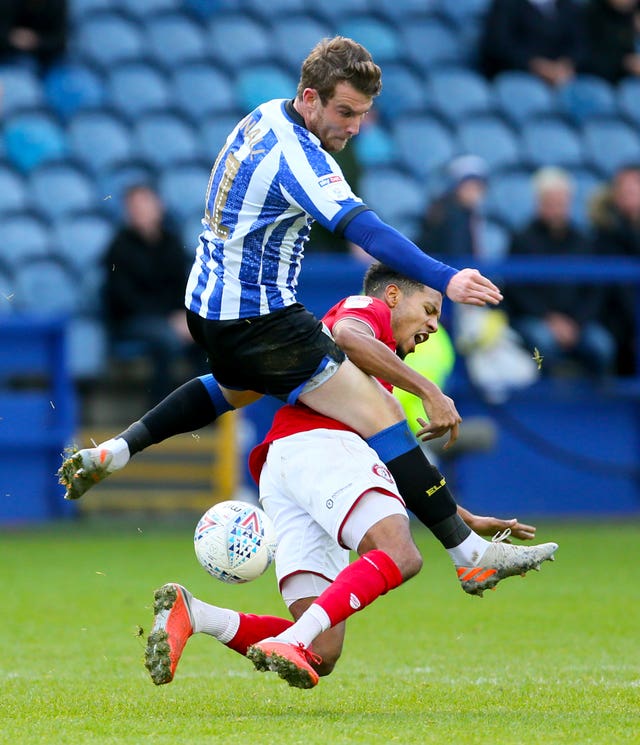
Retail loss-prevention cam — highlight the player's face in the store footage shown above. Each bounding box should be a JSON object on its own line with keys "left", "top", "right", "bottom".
{"left": 303, "top": 82, "right": 372, "bottom": 152}
{"left": 392, "top": 286, "right": 442, "bottom": 360}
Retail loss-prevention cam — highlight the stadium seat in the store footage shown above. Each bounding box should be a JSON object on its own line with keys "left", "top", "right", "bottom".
{"left": 117, "top": 0, "right": 181, "bottom": 19}
{"left": 353, "top": 123, "right": 396, "bottom": 167}
{"left": 455, "top": 115, "right": 521, "bottom": 171}
{"left": 336, "top": 15, "right": 402, "bottom": 63}
{"left": 198, "top": 114, "right": 243, "bottom": 160}
{"left": 144, "top": 12, "right": 208, "bottom": 70}
{"left": 4, "top": 111, "right": 67, "bottom": 173}
{"left": 0, "top": 66, "right": 44, "bottom": 115}
{"left": 69, "top": 0, "right": 111, "bottom": 20}
{"left": 520, "top": 117, "right": 584, "bottom": 170}
{"left": 159, "top": 163, "right": 209, "bottom": 222}
{"left": 571, "top": 167, "right": 604, "bottom": 229}
{"left": 617, "top": 78, "right": 640, "bottom": 127}
{"left": 271, "top": 15, "right": 333, "bottom": 74}
{"left": 484, "top": 170, "right": 535, "bottom": 229}
{"left": 107, "top": 62, "right": 171, "bottom": 121}
{"left": 53, "top": 211, "right": 113, "bottom": 272}
{"left": 66, "top": 315, "right": 108, "bottom": 380}
{"left": 242, "top": 0, "right": 310, "bottom": 22}
{"left": 493, "top": 71, "right": 556, "bottom": 126}
{"left": 392, "top": 116, "right": 456, "bottom": 180}
{"left": 360, "top": 167, "right": 426, "bottom": 228}
{"left": 182, "top": 210, "right": 206, "bottom": 252}
{"left": 98, "top": 161, "right": 158, "bottom": 219}
{"left": 0, "top": 164, "right": 28, "bottom": 213}
{"left": 43, "top": 62, "right": 105, "bottom": 120}
{"left": 427, "top": 68, "right": 495, "bottom": 123}
{"left": 28, "top": 163, "right": 97, "bottom": 221}
{"left": 75, "top": 12, "right": 145, "bottom": 70}
{"left": 0, "top": 212, "right": 51, "bottom": 271}
{"left": 374, "top": 63, "right": 428, "bottom": 124}
{"left": 374, "top": 0, "right": 436, "bottom": 23}
{"left": 0, "top": 265, "right": 14, "bottom": 315}
{"left": 67, "top": 109, "right": 132, "bottom": 174}
{"left": 312, "top": 0, "right": 370, "bottom": 23}
{"left": 581, "top": 118, "right": 640, "bottom": 178}
{"left": 557, "top": 75, "right": 617, "bottom": 125}
{"left": 398, "top": 18, "right": 461, "bottom": 73}
{"left": 207, "top": 14, "right": 273, "bottom": 68}
{"left": 12, "top": 257, "right": 81, "bottom": 316}
{"left": 478, "top": 218, "right": 510, "bottom": 262}
{"left": 170, "top": 63, "right": 236, "bottom": 121}
{"left": 131, "top": 112, "right": 199, "bottom": 170}
{"left": 236, "top": 65, "right": 298, "bottom": 113}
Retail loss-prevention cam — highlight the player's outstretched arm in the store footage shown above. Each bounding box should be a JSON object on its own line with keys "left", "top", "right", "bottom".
{"left": 457, "top": 505, "right": 537, "bottom": 541}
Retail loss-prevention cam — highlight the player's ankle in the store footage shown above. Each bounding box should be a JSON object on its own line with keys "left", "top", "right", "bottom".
{"left": 98, "top": 437, "right": 130, "bottom": 470}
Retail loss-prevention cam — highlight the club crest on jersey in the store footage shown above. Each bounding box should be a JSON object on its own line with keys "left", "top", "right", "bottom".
{"left": 372, "top": 463, "right": 394, "bottom": 484}
{"left": 343, "top": 295, "right": 373, "bottom": 309}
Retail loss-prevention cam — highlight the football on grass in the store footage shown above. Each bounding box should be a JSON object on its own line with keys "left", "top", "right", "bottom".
{"left": 194, "top": 500, "right": 277, "bottom": 584}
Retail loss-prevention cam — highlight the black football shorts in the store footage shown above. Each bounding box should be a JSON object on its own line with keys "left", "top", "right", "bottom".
{"left": 186, "top": 304, "right": 346, "bottom": 401}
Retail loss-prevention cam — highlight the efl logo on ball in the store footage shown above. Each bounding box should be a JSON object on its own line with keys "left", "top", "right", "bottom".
{"left": 194, "top": 500, "right": 277, "bottom": 584}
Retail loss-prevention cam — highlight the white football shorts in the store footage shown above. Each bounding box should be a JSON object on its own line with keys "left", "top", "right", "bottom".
{"left": 258, "top": 429, "right": 407, "bottom": 600}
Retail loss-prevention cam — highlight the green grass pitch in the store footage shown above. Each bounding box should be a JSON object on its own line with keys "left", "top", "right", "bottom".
{"left": 1, "top": 517, "right": 638, "bottom": 744}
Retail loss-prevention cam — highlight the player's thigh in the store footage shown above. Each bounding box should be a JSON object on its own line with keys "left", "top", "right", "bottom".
{"left": 299, "top": 359, "right": 404, "bottom": 438}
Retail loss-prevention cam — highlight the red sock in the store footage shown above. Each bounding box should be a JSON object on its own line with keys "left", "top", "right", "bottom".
{"left": 313, "top": 550, "right": 403, "bottom": 627}
{"left": 225, "top": 613, "right": 294, "bottom": 656}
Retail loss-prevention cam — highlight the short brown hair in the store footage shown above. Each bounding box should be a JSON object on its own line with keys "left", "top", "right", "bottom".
{"left": 296, "top": 36, "right": 382, "bottom": 103}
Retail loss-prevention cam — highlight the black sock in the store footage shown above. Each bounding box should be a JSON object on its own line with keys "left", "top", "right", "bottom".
{"left": 116, "top": 378, "right": 218, "bottom": 456}
{"left": 385, "top": 446, "right": 472, "bottom": 548}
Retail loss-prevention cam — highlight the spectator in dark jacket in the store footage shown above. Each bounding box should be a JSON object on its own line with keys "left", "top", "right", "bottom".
{"left": 581, "top": 0, "right": 640, "bottom": 83}
{"left": 589, "top": 163, "right": 640, "bottom": 375}
{"left": 104, "top": 184, "right": 203, "bottom": 403}
{"left": 504, "top": 167, "right": 615, "bottom": 377}
{"left": 479, "top": 0, "right": 586, "bottom": 85}
{"left": 0, "top": 0, "right": 68, "bottom": 71}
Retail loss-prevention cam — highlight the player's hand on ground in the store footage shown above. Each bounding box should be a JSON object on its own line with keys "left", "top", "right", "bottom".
{"left": 414, "top": 392, "right": 461, "bottom": 450}
{"left": 446, "top": 268, "right": 503, "bottom": 307}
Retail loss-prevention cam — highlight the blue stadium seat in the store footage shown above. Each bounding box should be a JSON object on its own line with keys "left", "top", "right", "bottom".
{"left": 312, "top": 0, "right": 370, "bottom": 23}
{"left": 374, "top": 0, "right": 438, "bottom": 23}
{"left": 0, "top": 266, "right": 14, "bottom": 315}
{"left": 236, "top": 65, "right": 298, "bottom": 113}
{"left": 0, "top": 164, "right": 28, "bottom": 213}
{"left": 132, "top": 112, "right": 199, "bottom": 169}
{"left": 581, "top": 118, "right": 640, "bottom": 178}
{"left": 493, "top": 71, "right": 556, "bottom": 126}
{"left": 478, "top": 218, "right": 510, "bottom": 261}
{"left": 520, "top": 117, "right": 584, "bottom": 170}
{"left": 13, "top": 258, "right": 82, "bottom": 316}
{"left": 53, "top": 211, "right": 113, "bottom": 272}
{"left": 0, "top": 66, "right": 43, "bottom": 115}
{"left": 427, "top": 68, "right": 494, "bottom": 123}
{"left": 374, "top": 63, "right": 428, "bottom": 123}
{"left": 571, "top": 168, "right": 604, "bottom": 229}
{"left": 69, "top": 0, "right": 112, "bottom": 20}
{"left": 28, "top": 163, "right": 97, "bottom": 221}
{"left": 117, "top": 0, "right": 181, "bottom": 19}
{"left": 439, "top": 0, "right": 492, "bottom": 26}
{"left": 242, "top": 0, "right": 310, "bottom": 23}
{"left": 98, "top": 161, "right": 157, "bottom": 219}
{"left": 207, "top": 14, "right": 273, "bottom": 68}
{"left": 4, "top": 111, "right": 67, "bottom": 173}
{"left": 43, "top": 62, "right": 105, "bottom": 120}
{"left": 75, "top": 12, "right": 145, "bottom": 70}
{"left": 455, "top": 115, "right": 520, "bottom": 171}
{"left": 198, "top": 114, "right": 243, "bottom": 160}
{"left": 399, "top": 18, "right": 461, "bottom": 73}
{"left": 360, "top": 167, "right": 426, "bottom": 236}
{"left": 182, "top": 210, "right": 206, "bottom": 252}
{"left": 159, "top": 163, "right": 209, "bottom": 222}
{"left": 144, "top": 12, "right": 208, "bottom": 70}
{"left": 557, "top": 75, "right": 617, "bottom": 125}
{"left": 66, "top": 315, "right": 108, "bottom": 380}
{"left": 0, "top": 212, "right": 51, "bottom": 271}
{"left": 271, "top": 15, "right": 333, "bottom": 74}
{"left": 67, "top": 110, "right": 132, "bottom": 174}
{"left": 337, "top": 16, "right": 402, "bottom": 63}
{"left": 353, "top": 123, "right": 396, "bottom": 168}
{"left": 484, "top": 170, "right": 535, "bottom": 229}
{"left": 392, "top": 116, "right": 456, "bottom": 179}
{"left": 107, "top": 62, "right": 171, "bottom": 121}
{"left": 170, "top": 63, "right": 236, "bottom": 121}
{"left": 617, "top": 78, "right": 640, "bottom": 127}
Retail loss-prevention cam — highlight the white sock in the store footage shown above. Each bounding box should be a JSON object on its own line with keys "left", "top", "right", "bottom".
{"left": 190, "top": 597, "right": 240, "bottom": 643}
{"left": 275, "top": 604, "right": 330, "bottom": 648}
{"left": 446, "top": 532, "right": 490, "bottom": 566}
{"left": 97, "top": 437, "right": 130, "bottom": 470}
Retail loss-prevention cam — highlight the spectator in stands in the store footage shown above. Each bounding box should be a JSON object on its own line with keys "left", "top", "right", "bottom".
{"left": 581, "top": 0, "right": 640, "bottom": 83}
{"left": 504, "top": 167, "right": 615, "bottom": 378}
{"left": 479, "top": 0, "right": 585, "bottom": 86}
{"left": 589, "top": 163, "right": 640, "bottom": 375}
{"left": 0, "top": 0, "right": 68, "bottom": 71}
{"left": 416, "top": 155, "right": 489, "bottom": 259}
{"left": 103, "top": 184, "right": 204, "bottom": 404}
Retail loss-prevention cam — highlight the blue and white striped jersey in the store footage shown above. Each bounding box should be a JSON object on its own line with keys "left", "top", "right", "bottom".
{"left": 185, "top": 99, "right": 367, "bottom": 320}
